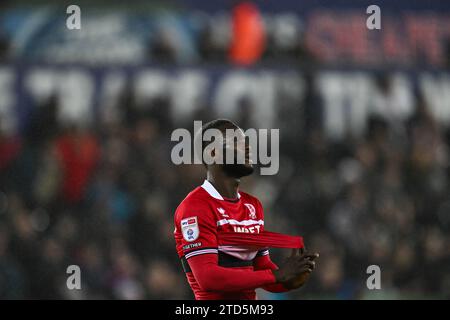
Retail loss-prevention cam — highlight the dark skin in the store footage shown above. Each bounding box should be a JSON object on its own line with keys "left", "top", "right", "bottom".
{"left": 205, "top": 125, "right": 319, "bottom": 290}
{"left": 207, "top": 166, "right": 240, "bottom": 199}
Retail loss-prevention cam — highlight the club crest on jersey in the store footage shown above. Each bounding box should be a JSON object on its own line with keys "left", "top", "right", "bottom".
{"left": 244, "top": 203, "right": 257, "bottom": 220}
{"left": 181, "top": 216, "right": 199, "bottom": 242}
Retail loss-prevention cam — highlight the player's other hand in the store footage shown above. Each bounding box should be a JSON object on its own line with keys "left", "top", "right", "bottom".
{"left": 272, "top": 248, "right": 319, "bottom": 290}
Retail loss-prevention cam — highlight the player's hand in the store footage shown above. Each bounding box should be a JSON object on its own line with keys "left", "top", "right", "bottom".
{"left": 285, "top": 249, "right": 319, "bottom": 289}
{"left": 272, "top": 249, "right": 319, "bottom": 290}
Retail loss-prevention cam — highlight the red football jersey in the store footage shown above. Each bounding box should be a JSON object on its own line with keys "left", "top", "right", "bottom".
{"left": 174, "top": 180, "right": 274, "bottom": 300}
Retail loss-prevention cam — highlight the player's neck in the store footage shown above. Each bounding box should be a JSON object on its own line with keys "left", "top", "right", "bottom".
{"left": 207, "top": 171, "right": 240, "bottom": 200}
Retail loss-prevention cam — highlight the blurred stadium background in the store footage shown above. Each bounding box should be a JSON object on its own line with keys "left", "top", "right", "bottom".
{"left": 0, "top": 0, "right": 449, "bottom": 299}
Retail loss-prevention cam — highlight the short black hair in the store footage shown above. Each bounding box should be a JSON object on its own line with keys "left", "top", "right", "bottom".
{"left": 194, "top": 119, "right": 239, "bottom": 164}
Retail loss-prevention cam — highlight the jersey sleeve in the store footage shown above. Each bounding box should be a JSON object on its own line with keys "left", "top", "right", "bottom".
{"left": 253, "top": 253, "right": 289, "bottom": 293}
{"left": 252, "top": 198, "right": 289, "bottom": 293}
{"left": 188, "top": 253, "right": 276, "bottom": 292}
{"left": 176, "top": 198, "right": 218, "bottom": 259}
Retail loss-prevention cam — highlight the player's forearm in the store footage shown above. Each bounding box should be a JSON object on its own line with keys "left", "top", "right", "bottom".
{"left": 188, "top": 254, "right": 276, "bottom": 292}
{"left": 253, "top": 255, "right": 290, "bottom": 293}
{"left": 262, "top": 283, "right": 289, "bottom": 293}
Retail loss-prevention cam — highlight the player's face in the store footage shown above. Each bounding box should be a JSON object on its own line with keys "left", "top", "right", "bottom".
{"left": 221, "top": 128, "right": 254, "bottom": 178}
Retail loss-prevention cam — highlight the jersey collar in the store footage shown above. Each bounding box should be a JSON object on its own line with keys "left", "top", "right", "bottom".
{"left": 201, "top": 179, "right": 241, "bottom": 201}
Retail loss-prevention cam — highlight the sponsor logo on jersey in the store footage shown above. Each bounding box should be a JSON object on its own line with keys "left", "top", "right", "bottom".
{"left": 183, "top": 242, "right": 202, "bottom": 251}
{"left": 233, "top": 225, "right": 261, "bottom": 233}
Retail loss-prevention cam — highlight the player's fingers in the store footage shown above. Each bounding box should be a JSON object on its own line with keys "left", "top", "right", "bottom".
{"left": 293, "top": 254, "right": 314, "bottom": 264}
{"left": 299, "top": 267, "right": 313, "bottom": 274}
{"left": 297, "top": 260, "right": 315, "bottom": 271}
{"left": 300, "top": 260, "right": 315, "bottom": 269}
{"left": 302, "top": 253, "right": 320, "bottom": 260}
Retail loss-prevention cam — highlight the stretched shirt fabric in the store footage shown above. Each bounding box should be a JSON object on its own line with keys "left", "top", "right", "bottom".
{"left": 174, "top": 180, "right": 304, "bottom": 300}
{"left": 217, "top": 230, "right": 304, "bottom": 249}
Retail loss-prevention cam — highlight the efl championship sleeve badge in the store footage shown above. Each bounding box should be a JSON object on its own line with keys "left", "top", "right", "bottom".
{"left": 181, "top": 216, "right": 199, "bottom": 242}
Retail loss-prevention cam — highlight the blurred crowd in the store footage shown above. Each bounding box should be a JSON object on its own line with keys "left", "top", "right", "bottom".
{"left": 0, "top": 70, "right": 449, "bottom": 300}
{"left": 0, "top": 2, "right": 313, "bottom": 66}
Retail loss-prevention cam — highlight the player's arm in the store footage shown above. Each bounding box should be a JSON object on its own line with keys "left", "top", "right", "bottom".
{"left": 252, "top": 200, "right": 319, "bottom": 292}
{"left": 178, "top": 199, "right": 313, "bottom": 292}
{"left": 188, "top": 250, "right": 316, "bottom": 292}
{"left": 250, "top": 200, "right": 289, "bottom": 292}
{"left": 187, "top": 253, "right": 277, "bottom": 292}
{"left": 178, "top": 200, "right": 277, "bottom": 292}
{"left": 253, "top": 249, "right": 290, "bottom": 293}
